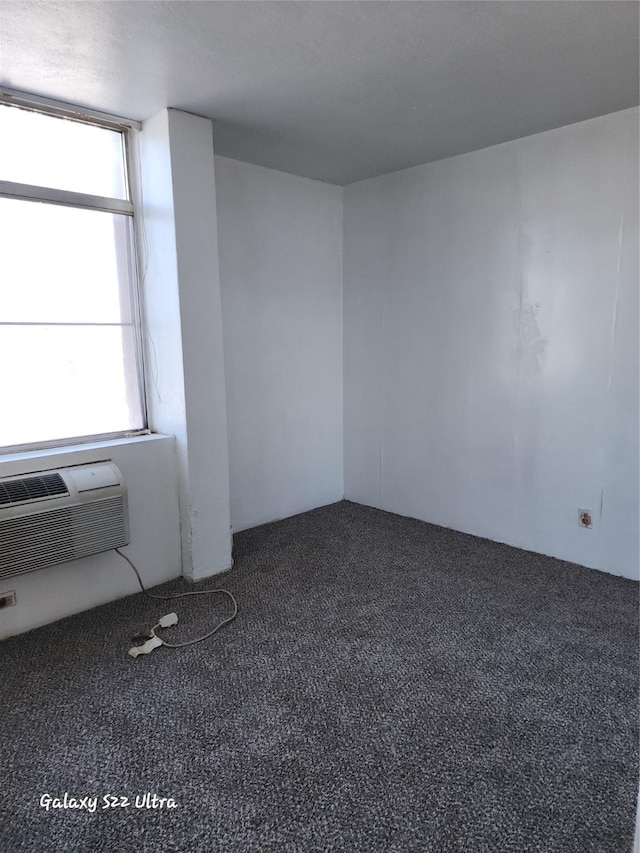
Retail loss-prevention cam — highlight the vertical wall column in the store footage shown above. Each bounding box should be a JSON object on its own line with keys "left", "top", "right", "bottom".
{"left": 138, "top": 108, "right": 232, "bottom": 580}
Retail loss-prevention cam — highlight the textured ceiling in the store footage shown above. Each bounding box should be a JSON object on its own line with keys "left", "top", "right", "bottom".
{"left": 1, "top": 1, "right": 638, "bottom": 185}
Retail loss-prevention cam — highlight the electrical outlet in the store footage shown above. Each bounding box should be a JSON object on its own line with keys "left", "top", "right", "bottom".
{"left": 0, "top": 591, "right": 16, "bottom": 609}
{"left": 579, "top": 509, "right": 593, "bottom": 529}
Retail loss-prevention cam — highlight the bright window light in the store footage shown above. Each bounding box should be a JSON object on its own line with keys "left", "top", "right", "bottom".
{"left": 0, "top": 102, "right": 146, "bottom": 451}
{"left": 0, "top": 105, "right": 127, "bottom": 198}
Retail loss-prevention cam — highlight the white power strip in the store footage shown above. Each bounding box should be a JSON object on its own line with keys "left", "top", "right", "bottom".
{"left": 128, "top": 612, "right": 179, "bottom": 658}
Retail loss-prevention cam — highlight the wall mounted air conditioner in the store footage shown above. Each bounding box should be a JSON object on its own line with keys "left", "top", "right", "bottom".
{"left": 0, "top": 462, "right": 129, "bottom": 581}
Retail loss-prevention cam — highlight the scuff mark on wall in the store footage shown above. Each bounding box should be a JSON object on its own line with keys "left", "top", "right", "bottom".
{"left": 519, "top": 299, "right": 550, "bottom": 374}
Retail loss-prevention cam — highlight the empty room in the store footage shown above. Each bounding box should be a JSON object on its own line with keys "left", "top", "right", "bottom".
{"left": 0, "top": 2, "right": 638, "bottom": 851}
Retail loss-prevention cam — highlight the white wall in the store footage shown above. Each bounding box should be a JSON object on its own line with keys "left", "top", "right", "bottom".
{"left": 343, "top": 108, "right": 639, "bottom": 579}
{"left": 139, "top": 110, "right": 232, "bottom": 579}
{"left": 0, "top": 435, "right": 181, "bottom": 638}
{"left": 215, "top": 156, "right": 344, "bottom": 531}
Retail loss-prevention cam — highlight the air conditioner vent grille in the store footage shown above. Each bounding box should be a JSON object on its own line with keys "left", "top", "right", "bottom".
{"left": 0, "top": 496, "right": 127, "bottom": 579}
{"left": 0, "top": 473, "right": 69, "bottom": 507}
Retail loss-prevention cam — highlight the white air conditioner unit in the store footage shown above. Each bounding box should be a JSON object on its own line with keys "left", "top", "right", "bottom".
{"left": 0, "top": 461, "right": 129, "bottom": 581}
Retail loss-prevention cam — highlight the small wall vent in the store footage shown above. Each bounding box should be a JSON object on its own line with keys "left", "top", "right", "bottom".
{"left": 0, "top": 462, "right": 129, "bottom": 581}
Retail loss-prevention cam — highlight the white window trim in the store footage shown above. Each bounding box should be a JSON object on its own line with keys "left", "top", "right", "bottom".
{"left": 0, "top": 87, "right": 141, "bottom": 131}
{"left": 0, "top": 180, "right": 133, "bottom": 215}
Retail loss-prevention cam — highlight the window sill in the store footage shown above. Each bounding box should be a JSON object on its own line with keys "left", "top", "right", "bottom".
{"left": 0, "top": 433, "right": 174, "bottom": 474}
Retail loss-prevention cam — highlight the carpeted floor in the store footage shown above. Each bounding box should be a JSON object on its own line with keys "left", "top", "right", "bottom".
{"left": 0, "top": 500, "right": 637, "bottom": 853}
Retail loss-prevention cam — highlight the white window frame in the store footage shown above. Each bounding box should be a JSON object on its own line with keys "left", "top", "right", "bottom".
{"left": 0, "top": 88, "right": 149, "bottom": 454}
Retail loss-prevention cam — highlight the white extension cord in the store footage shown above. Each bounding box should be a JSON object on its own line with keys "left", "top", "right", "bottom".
{"left": 115, "top": 548, "right": 238, "bottom": 658}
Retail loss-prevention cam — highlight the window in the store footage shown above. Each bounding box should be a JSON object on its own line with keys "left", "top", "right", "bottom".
{"left": 0, "top": 96, "right": 146, "bottom": 452}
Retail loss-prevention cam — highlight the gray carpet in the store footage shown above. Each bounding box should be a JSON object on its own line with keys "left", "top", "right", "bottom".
{"left": 0, "top": 500, "right": 637, "bottom": 853}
